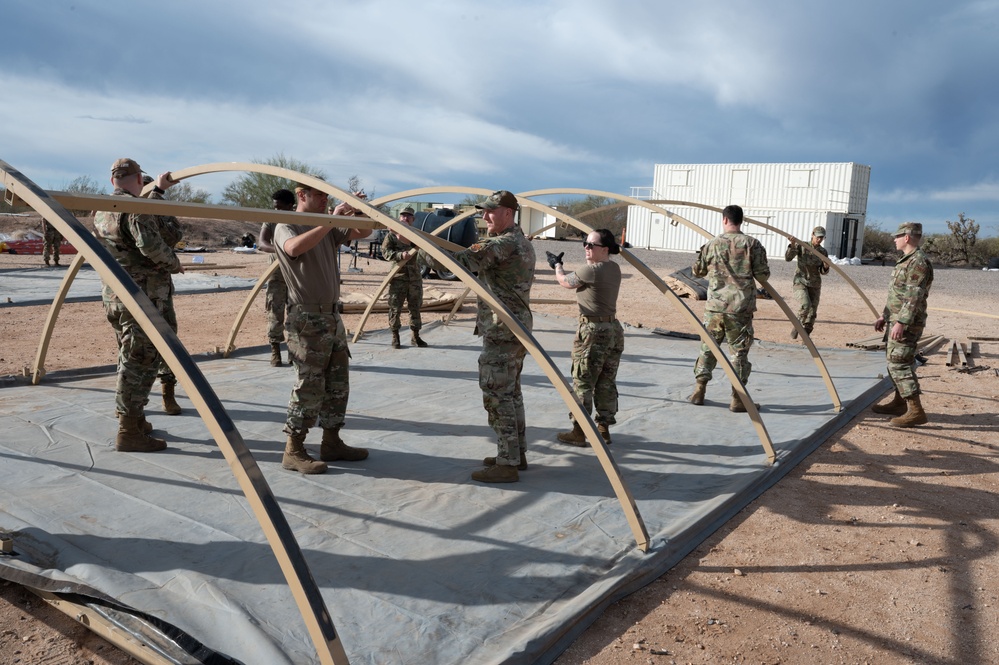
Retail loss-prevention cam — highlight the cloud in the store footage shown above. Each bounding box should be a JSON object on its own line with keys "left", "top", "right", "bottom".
{"left": 875, "top": 180, "right": 999, "bottom": 204}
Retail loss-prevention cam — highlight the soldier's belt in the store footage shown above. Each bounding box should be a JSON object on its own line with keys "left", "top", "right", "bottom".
{"left": 293, "top": 302, "right": 343, "bottom": 314}
{"left": 579, "top": 315, "right": 616, "bottom": 323}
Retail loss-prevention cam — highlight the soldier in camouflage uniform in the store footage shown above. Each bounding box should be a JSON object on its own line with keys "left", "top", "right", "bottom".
{"left": 94, "top": 158, "right": 183, "bottom": 452}
{"left": 258, "top": 189, "right": 295, "bottom": 366}
{"left": 272, "top": 183, "right": 370, "bottom": 474}
{"left": 141, "top": 175, "right": 185, "bottom": 415}
{"left": 452, "top": 190, "right": 535, "bottom": 483}
{"left": 871, "top": 222, "right": 933, "bottom": 427}
{"left": 784, "top": 225, "right": 830, "bottom": 338}
{"left": 381, "top": 206, "right": 427, "bottom": 349}
{"left": 41, "top": 219, "right": 63, "bottom": 267}
{"left": 549, "top": 228, "right": 624, "bottom": 446}
{"left": 688, "top": 205, "right": 770, "bottom": 413}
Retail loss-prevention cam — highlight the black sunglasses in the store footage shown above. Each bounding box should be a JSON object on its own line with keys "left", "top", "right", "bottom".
{"left": 582, "top": 241, "right": 605, "bottom": 249}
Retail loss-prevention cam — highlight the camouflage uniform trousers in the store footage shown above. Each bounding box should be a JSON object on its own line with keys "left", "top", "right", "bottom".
{"left": 387, "top": 278, "right": 423, "bottom": 333}
{"left": 103, "top": 277, "right": 175, "bottom": 417}
{"left": 265, "top": 269, "right": 288, "bottom": 344}
{"left": 693, "top": 311, "right": 754, "bottom": 384}
{"left": 792, "top": 283, "right": 821, "bottom": 333}
{"left": 42, "top": 223, "right": 63, "bottom": 263}
{"left": 569, "top": 320, "right": 624, "bottom": 426}
{"left": 479, "top": 339, "right": 527, "bottom": 467}
{"left": 886, "top": 320, "right": 924, "bottom": 398}
{"left": 284, "top": 307, "right": 350, "bottom": 435}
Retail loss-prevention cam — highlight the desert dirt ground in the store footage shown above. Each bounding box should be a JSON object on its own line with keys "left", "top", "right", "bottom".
{"left": 1, "top": 214, "right": 998, "bottom": 665}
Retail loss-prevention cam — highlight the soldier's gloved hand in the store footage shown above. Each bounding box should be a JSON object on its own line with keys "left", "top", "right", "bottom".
{"left": 545, "top": 251, "right": 565, "bottom": 270}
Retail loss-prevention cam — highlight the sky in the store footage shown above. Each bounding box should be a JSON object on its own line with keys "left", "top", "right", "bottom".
{"left": 2, "top": 0, "right": 998, "bottom": 236}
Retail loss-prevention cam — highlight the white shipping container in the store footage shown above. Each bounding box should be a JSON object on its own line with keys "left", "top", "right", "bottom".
{"left": 630, "top": 162, "right": 870, "bottom": 258}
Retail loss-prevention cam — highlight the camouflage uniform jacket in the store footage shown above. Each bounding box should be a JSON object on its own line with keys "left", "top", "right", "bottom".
{"left": 452, "top": 225, "right": 535, "bottom": 342}
{"left": 94, "top": 188, "right": 181, "bottom": 287}
{"left": 883, "top": 248, "right": 933, "bottom": 327}
{"left": 693, "top": 232, "right": 770, "bottom": 315}
{"left": 784, "top": 242, "right": 829, "bottom": 287}
{"left": 381, "top": 232, "right": 422, "bottom": 283}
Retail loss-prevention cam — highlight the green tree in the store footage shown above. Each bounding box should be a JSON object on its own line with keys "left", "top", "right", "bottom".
{"left": 969, "top": 236, "right": 999, "bottom": 268}
{"left": 551, "top": 195, "right": 627, "bottom": 239}
{"left": 64, "top": 175, "right": 107, "bottom": 196}
{"left": 220, "top": 154, "right": 327, "bottom": 208}
{"left": 64, "top": 175, "right": 108, "bottom": 216}
{"left": 945, "top": 212, "right": 978, "bottom": 264}
{"left": 861, "top": 222, "right": 898, "bottom": 266}
{"left": 165, "top": 182, "right": 213, "bottom": 204}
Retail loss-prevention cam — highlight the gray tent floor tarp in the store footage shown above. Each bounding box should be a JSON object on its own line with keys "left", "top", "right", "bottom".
{"left": 0, "top": 315, "right": 889, "bottom": 664}
{"left": 0, "top": 264, "right": 256, "bottom": 307}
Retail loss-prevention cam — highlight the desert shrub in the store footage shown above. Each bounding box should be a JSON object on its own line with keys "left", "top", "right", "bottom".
{"left": 862, "top": 222, "right": 898, "bottom": 265}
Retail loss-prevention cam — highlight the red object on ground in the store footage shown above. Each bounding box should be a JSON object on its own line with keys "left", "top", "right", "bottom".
{"left": 2, "top": 240, "right": 78, "bottom": 255}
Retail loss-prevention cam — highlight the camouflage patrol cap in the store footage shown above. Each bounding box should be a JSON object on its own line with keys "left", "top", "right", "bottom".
{"left": 110, "top": 158, "right": 143, "bottom": 178}
{"left": 894, "top": 222, "right": 922, "bottom": 237}
{"left": 401, "top": 206, "right": 416, "bottom": 216}
{"left": 812, "top": 226, "right": 826, "bottom": 237}
{"left": 475, "top": 190, "right": 519, "bottom": 212}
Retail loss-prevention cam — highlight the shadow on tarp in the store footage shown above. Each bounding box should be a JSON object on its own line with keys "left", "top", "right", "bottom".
{"left": 0, "top": 314, "right": 888, "bottom": 664}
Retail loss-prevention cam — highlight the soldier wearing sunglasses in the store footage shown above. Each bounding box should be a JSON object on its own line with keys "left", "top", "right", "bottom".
{"left": 548, "top": 229, "right": 624, "bottom": 445}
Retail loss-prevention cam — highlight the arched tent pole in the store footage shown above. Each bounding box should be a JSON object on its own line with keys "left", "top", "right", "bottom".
{"left": 520, "top": 189, "right": 842, "bottom": 415}
{"left": 131, "top": 169, "right": 651, "bottom": 552}
{"left": 2, "top": 161, "right": 350, "bottom": 665}
{"left": 647, "top": 199, "right": 879, "bottom": 318}
{"left": 222, "top": 258, "right": 281, "bottom": 357}
{"left": 32, "top": 252, "right": 87, "bottom": 384}
{"left": 516, "top": 194, "right": 778, "bottom": 462}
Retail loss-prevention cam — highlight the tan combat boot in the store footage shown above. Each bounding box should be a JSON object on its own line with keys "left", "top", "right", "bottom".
{"left": 890, "top": 396, "right": 928, "bottom": 428}
{"left": 872, "top": 389, "right": 906, "bottom": 416}
{"left": 411, "top": 329, "right": 428, "bottom": 348}
{"left": 391, "top": 330, "right": 401, "bottom": 349}
{"left": 282, "top": 432, "right": 327, "bottom": 474}
{"left": 484, "top": 449, "right": 528, "bottom": 471}
{"left": 471, "top": 464, "right": 519, "bottom": 483}
{"left": 138, "top": 414, "right": 153, "bottom": 434}
{"left": 116, "top": 415, "right": 167, "bottom": 452}
{"left": 729, "top": 388, "right": 759, "bottom": 413}
{"left": 270, "top": 342, "right": 283, "bottom": 367}
{"left": 689, "top": 379, "right": 708, "bottom": 405}
{"left": 556, "top": 421, "right": 587, "bottom": 446}
{"left": 162, "top": 383, "right": 182, "bottom": 415}
{"left": 597, "top": 423, "right": 611, "bottom": 444}
{"left": 790, "top": 327, "right": 799, "bottom": 339}
{"left": 320, "top": 427, "right": 369, "bottom": 462}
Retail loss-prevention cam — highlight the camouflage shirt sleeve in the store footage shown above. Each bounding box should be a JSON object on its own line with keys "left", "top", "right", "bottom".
{"left": 692, "top": 245, "right": 709, "bottom": 278}
{"left": 127, "top": 211, "right": 181, "bottom": 274}
{"left": 893, "top": 251, "right": 933, "bottom": 325}
{"left": 784, "top": 243, "right": 799, "bottom": 262}
{"left": 751, "top": 239, "right": 770, "bottom": 281}
{"left": 142, "top": 191, "right": 183, "bottom": 247}
{"left": 382, "top": 232, "right": 411, "bottom": 263}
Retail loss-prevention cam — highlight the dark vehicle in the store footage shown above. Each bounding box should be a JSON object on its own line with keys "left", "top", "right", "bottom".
{"left": 413, "top": 208, "right": 479, "bottom": 280}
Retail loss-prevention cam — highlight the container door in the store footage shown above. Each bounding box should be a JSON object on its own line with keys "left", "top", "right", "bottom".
{"left": 839, "top": 218, "right": 858, "bottom": 258}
